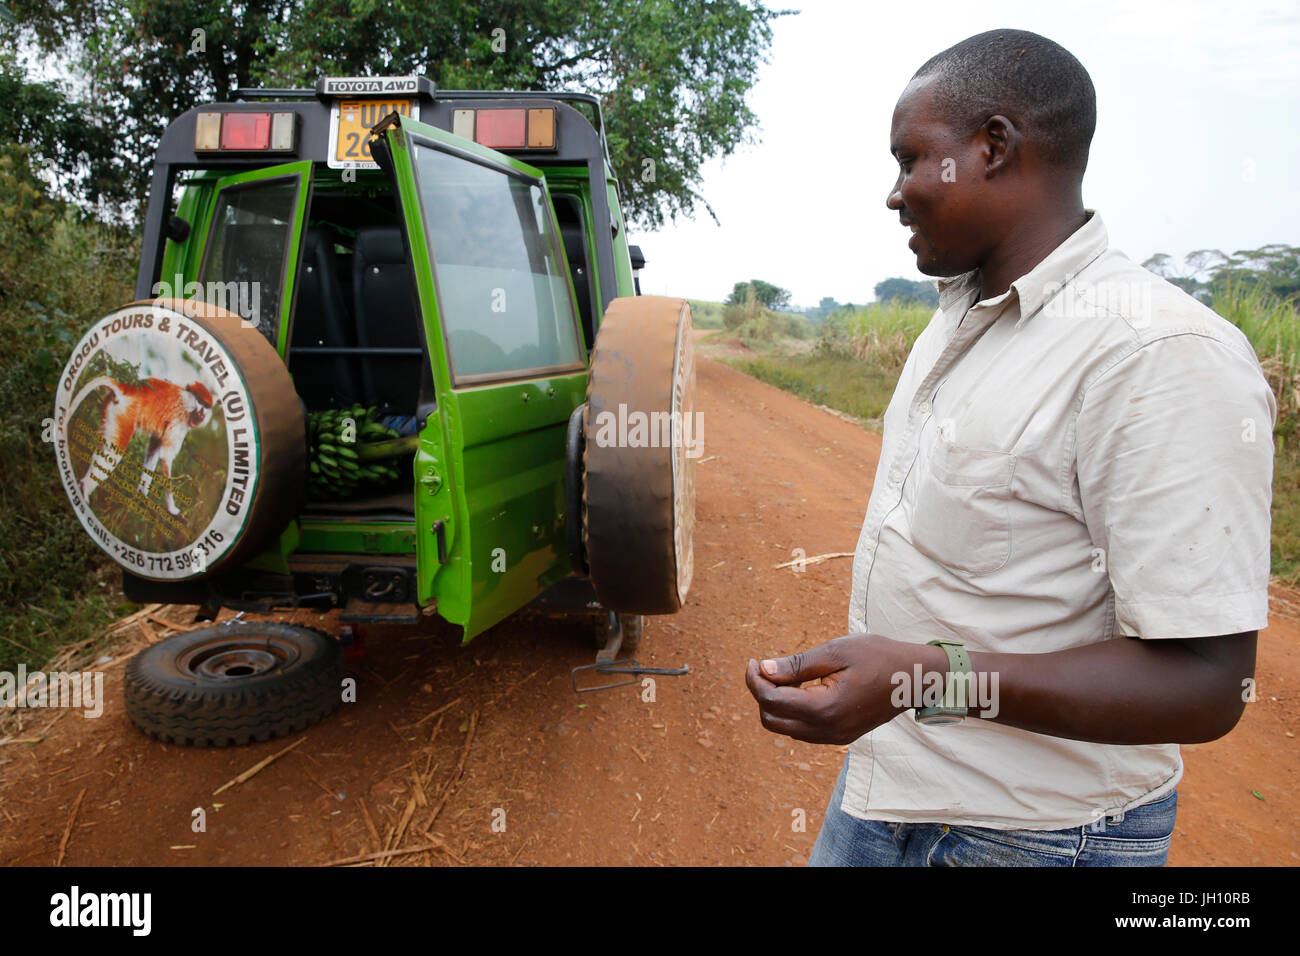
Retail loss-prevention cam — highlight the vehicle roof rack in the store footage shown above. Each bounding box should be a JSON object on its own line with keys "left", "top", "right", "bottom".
{"left": 231, "top": 88, "right": 317, "bottom": 100}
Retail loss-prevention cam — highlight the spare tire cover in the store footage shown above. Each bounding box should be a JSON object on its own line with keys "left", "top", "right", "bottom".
{"left": 583, "top": 295, "right": 697, "bottom": 614}
{"left": 52, "top": 298, "right": 306, "bottom": 581}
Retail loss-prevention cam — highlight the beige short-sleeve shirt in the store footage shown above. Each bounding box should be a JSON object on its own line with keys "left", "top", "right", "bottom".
{"left": 843, "top": 211, "right": 1276, "bottom": 830}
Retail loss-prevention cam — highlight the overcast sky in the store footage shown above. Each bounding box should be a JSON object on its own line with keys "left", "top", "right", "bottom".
{"left": 636, "top": 0, "right": 1300, "bottom": 308}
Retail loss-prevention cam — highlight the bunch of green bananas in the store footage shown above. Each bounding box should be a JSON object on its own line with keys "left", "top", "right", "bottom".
{"left": 306, "top": 405, "right": 412, "bottom": 500}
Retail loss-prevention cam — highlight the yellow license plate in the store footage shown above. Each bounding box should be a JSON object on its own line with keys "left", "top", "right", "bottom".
{"left": 334, "top": 99, "right": 415, "bottom": 164}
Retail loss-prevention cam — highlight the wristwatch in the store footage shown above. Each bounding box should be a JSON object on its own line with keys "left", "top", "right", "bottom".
{"left": 914, "top": 639, "right": 972, "bottom": 726}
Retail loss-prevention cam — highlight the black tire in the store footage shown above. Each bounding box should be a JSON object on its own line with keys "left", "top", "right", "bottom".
{"left": 583, "top": 296, "right": 697, "bottom": 614}
{"left": 565, "top": 403, "right": 589, "bottom": 576}
{"left": 124, "top": 622, "right": 343, "bottom": 747}
{"left": 591, "top": 612, "right": 644, "bottom": 654}
{"left": 619, "top": 613, "right": 645, "bottom": 654}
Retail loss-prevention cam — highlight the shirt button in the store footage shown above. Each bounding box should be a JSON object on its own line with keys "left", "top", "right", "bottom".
{"left": 919, "top": 401, "right": 932, "bottom": 415}
{"left": 889, "top": 469, "right": 903, "bottom": 485}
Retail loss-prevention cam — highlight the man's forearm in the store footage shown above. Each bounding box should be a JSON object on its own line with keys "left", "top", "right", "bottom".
{"left": 908, "top": 631, "right": 1257, "bottom": 745}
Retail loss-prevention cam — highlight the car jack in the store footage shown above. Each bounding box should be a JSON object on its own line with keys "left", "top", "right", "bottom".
{"left": 570, "top": 611, "right": 689, "bottom": 693}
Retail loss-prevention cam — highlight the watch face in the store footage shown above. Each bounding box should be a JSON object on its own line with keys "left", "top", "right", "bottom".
{"left": 916, "top": 711, "right": 964, "bottom": 726}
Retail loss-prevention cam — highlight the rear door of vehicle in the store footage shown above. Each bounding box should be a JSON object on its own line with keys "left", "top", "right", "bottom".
{"left": 376, "top": 116, "right": 587, "bottom": 641}
{"left": 196, "top": 161, "right": 314, "bottom": 359}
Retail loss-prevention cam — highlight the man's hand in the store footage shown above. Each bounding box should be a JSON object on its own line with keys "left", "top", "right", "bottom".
{"left": 744, "top": 634, "right": 940, "bottom": 745}
{"left": 746, "top": 630, "right": 1258, "bottom": 747}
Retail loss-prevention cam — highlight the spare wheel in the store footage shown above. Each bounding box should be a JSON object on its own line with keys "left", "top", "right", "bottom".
{"left": 124, "top": 622, "right": 343, "bottom": 747}
{"left": 582, "top": 296, "right": 697, "bottom": 614}
{"left": 52, "top": 297, "right": 306, "bottom": 582}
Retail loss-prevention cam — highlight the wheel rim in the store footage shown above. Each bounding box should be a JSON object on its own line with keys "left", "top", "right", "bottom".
{"left": 176, "top": 636, "right": 301, "bottom": 680}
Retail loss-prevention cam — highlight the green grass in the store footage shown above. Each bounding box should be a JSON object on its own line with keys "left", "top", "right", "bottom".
{"left": 723, "top": 353, "right": 900, "bottom": 423}
{"left": 1214, "top": 283, "right": 1300, "bottom": 440}
{"left": 688, "top": 299, "right": 725, "bottom": 330}
{"left": 844, "top": 296, "right": 935, "bottom": 339}
{"left": 823, "top": 298, "right": 934, "bottom": 365}
{"left": 717, "top": 299, "right": 930, "bottom": 422}
{"left": 1214, "top": 282, "right": 1300, "bottom": 365}
{"left": 1270, "top": 451, "right": 1300, "bottom": 584}
{"left": 1212, "top": 283, "right": 1300, "bottom": 584}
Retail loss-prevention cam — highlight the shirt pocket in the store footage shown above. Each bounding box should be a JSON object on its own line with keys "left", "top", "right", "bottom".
{"left": 909, "top": 441, "right": 1017, "bottom": 575}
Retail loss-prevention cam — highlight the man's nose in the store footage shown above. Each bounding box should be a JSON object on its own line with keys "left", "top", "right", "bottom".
{"left": 886, "top": 178, "right": 903, "bottom": 212}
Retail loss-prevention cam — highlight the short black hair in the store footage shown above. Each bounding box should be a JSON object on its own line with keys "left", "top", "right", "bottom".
{"left": 913, "top": 29, "right": 1096, "bottom": 172}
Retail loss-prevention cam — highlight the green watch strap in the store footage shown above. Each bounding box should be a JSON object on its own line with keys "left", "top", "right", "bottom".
{"left": 915, "top": 639, "right": 972, "bottom": 721}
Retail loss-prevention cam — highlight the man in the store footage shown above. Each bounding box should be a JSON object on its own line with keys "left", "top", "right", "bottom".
{"left": 745, "top": 29, "right": 1276, "bottom": 866}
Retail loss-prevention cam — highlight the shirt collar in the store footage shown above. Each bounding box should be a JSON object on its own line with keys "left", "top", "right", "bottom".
{"left": 1010, "top": 209, "right": 1108, "bottom": 326}
{"left": 936, "top": 269, "right": 979, "bottom": 312}
{"left": 930, "top": 210, "right": 1110, "bottom": 330}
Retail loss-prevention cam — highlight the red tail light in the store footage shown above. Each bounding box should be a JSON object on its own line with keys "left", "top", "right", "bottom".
{"left": 474, "top": 109, "right": 527, "bottom": 149}
{"left": 195, "top": 111, "right": 297, "bottom": 153}
{"left": 220, "top": 112, "right": 272, "bottom": 150}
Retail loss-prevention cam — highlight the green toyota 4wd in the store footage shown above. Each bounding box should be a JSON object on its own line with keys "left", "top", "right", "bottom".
{"left": 52, "top": 77, "right": 698, "bottom": 744}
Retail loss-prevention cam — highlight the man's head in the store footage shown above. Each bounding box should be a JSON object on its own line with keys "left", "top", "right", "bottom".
{"left": 888, "top": 29, "right": 1096, "bottom": 277}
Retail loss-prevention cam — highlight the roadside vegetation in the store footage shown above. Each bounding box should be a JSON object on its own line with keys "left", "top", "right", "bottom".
{"left": 719, "top": 285, "right": 814, "bottom": 348}
{"left": 688, "top": 299, "right": 725, "bottom": 329}
{"left": 1217, "top": 284, "right": 1300, "bottom": 582}
{"left": 719, "top": 297, "right": 929, "bottom": 422}
{"left": 0, "top": 147, "right": 139, "bottom": 676}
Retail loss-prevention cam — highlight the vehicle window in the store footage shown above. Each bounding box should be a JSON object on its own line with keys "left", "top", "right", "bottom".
{"left": 411, "top": 145, "right": 583, "bottom": 382}
{"left": 199, "top": 177, "right": 299, "bottom": 347}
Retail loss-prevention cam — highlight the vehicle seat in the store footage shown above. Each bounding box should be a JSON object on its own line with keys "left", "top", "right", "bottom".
{"left": 289, "top": 229, "right": 363, "bottom": 409}
{"left": 352, "top": 226, "right": 423, "bottom": 411}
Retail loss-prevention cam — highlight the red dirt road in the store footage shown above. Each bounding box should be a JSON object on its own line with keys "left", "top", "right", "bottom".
{"left": 1, "top": 356, "right": 1296, "bottom": 866}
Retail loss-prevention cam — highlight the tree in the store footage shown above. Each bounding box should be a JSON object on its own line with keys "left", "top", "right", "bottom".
{"left": 10, "top": 0, "right": 788, "bottom": 227}
{"left": 803, "top": 295, "right": 841, "bottom": 321}
{"left": 1143, "top": 246, "right": 1300, "bottom": 305}
{"left": 1141, "top": 252, "right": 1213, "bottom": 305}
{"left": 0, "top": 51, "right": 122, "bottom": 214}
{"left": 726, "top": 278, "right": 790, "bottom": 310}
{"left": 874, "top": 277, "right": 939, "bottom": 308}
{"left": 1211, "top": 245, "right": 1300, "bottom": 302}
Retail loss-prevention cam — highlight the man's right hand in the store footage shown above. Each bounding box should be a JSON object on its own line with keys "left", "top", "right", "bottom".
{"left": 745, "top": 634, "right": 944, "bottom": 745}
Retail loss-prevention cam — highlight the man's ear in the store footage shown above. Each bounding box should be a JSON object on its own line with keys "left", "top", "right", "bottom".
{"left": 982, "top": 114, "right": 1022, "bottom": 177}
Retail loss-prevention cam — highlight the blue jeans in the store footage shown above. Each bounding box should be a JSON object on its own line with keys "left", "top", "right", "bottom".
{"left": 809, "top": 757, "right": 1177, "bottom": 867}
